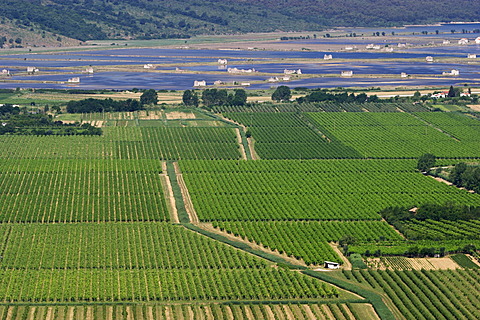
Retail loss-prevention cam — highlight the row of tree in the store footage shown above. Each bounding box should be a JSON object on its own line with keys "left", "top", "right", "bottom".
{"left": 183, "top": 89, "right": 247, "bottom": 107}
{"left": 0, "top": 113, "right": 101, "bottom": 136}
{"left": 296, "top": 89, "right": 379, "bottom": 103}
{"left": 381, "top": 203, "right": 480, "bottom": 225}
{"left": 66, "top": 90, "right": 157, "bottom": 113}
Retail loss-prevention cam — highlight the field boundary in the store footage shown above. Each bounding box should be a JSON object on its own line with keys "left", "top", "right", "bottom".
{"left": 173, "top": 162, "right": 199, "bottom": 223}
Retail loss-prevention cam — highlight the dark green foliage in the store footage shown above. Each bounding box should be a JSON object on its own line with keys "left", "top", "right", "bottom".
{"left": 349, "top": 253, "right": 368, "bottom": 269}
{"left": 0, "top": 113, "right": 102, "bottom": 136}
{"left": 271, "top": 86, "right": 292, "bottom": 102}
{"left": 417, "top": 153, "right": 435, "bottom": 172}
{"left": 450, "top": 162, "right": 467, "bottom": 185}
{"left": 201, "top": 89, "right": 247, "bottom": 107}
{"left": 297, "top": 90, "right": 369, "bottom": 103}
{"left": 66, "top": 98, "right": 142, "bottom": 113}
{"left": 2, "top": 0, "right": 478, "bottom": 40}
{"left": 448, "top": 85, "right": 456, "bottom": 98}
{"left": 140, "top": 89, "right": 158, "bottom": 106}
{"left": 381, "top": 203, "right": 480, "bottom": 224}
{"left": 459, "top": 166, "right": 480, "bottom": 193}
{"left": 182, "top": 89, "right": 199, "bottom": 107}
{"left": 230, "top": 89, "right": 247, "bottom": 106}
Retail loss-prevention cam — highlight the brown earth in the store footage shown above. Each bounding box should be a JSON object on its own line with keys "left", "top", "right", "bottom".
{"left": 174, "top": 162, "right": 200, "bottom": 223}
{"left": 165, "top": 111, "right": 196, "bottom": 119}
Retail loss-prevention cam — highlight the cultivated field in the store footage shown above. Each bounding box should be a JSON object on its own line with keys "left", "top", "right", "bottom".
{"left": 0, "top": 101, "right": 479, "bottom": 319}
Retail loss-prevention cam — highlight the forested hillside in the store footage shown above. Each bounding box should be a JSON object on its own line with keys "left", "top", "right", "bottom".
{"left": 0, "top": 0, "right": 478, "bottom": 41}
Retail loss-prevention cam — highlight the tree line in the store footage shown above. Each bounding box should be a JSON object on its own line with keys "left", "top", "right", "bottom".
{"left": 0, "top": 109, "right": 101, "bottom": 136}
{"left": 183, "top": 89, "right": 247, "bottom": 108}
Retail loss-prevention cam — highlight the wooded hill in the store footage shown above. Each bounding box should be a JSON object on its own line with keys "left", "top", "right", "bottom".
{"left": 0, "top": 0, "right": 479, "bottom": 41}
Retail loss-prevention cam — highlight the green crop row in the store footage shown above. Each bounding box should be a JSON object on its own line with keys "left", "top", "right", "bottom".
{"left": 212, "top": 221, "right": 402, "bottom": 265}
{"left": 179, "top": 160, "right": 480, "bottom": 221}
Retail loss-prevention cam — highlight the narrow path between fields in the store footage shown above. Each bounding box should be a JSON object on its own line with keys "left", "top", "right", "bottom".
{"left": 174, "top": 162, "right": 199, "bottom": 223}
{"left": 161, "top": 161, "right": 179, "bottom": 223}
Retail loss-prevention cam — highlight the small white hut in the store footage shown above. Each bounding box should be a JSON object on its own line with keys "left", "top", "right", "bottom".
{"left": 193, "top": 80, "right": 206, "bottom": 87}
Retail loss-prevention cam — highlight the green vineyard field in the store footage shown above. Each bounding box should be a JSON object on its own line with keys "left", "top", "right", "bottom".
{"left": 0, "top": 223, "right": 337, "bottom": 302}
{"left": 180, "top": 159, "right": 480, "bottom": 221}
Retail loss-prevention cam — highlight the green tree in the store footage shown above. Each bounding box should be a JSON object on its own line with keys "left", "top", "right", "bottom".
{"left": 447, "top": 85, "right": 456, "bottom": 98}
{"left": 230, "top": 89, "right": 247, "bottom": 106}
{"left": 140, "top": 89, "right": 158, "bottom": 105}
{"left": 413, "top": 91, "right": 421, "bottom": 100}
{"left": 271, "top": 86, "right": 291, "bottom": 102}
{"left": 451, "top": 162, "right": 467, "bottom": 185}
{"left": 417, "top": 153, "right": 436, "bottom": 172}
{"left": 182, "top": 90, "right": 199, "bottom": 106}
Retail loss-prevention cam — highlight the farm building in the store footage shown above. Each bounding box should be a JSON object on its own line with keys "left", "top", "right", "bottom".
{"left": 143, "top": 64, "right": 154, "bottom": 69}
{"left": 217, "top": 59, "right": 228, "bottom": 65}
{"left": 442, "top": 69, "right": 459, "bottom": 76}
{"left": 476, "top": 37, "right": 480, "bottom": 44}
{"left": 458, "top": 38, "right": 469, "bottom": 45}
{"left": 324, "top": 261, "right": 340, "bottom": 269}
{"left": 401, "top": 72, "right": 408, "bottom": 78}
{"left": 227, "top": 67, "right": 256, "bottom": 73}
{"left": 85, "top": 67, "right": 94, "bottom": 74}
{"left": 324, "top": 54, "right": 333, "bottom": 60}
{"left": 467, "top": 54, "right": 477, "bottom": 59}
{"left": 193, "top": 80, "right": 206, "bottom": 87}
{"left": 366, "top": 44, "right": 381, "bottom": 50}
{"left": 284, "top": 69, "right": 302, "bottom": 75}
{"left": 67, "top": 77, "right": 80, "bottom": 83}
{"left": 27, "top": 66, "right": 39, "bottom": 73}
{"left": 341, "top": 70, "right": 353, "bottom": 77}
{"left": 442, "top": 40, "right": 451, "bottom": 44}
{"left": 425, "top": 56, "right": 434, "bottom": 62}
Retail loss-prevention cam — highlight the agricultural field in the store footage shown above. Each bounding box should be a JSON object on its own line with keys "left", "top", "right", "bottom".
{"left": 212, "top": 220, "right": 403, "bottom": 265}
{"left": 214, "top": 102, "right": 430, "bottom": 113}
{"left": 0, "top": 126, "right": 241, "bottom": 160}
{"left": 0, "top": 159, "right": 169, "bottom": 222}
{"left": 224, "top": 112, "right": 361, "bottom": 159}
{"left": 0, "top": 302, "right": 380, "bottom": 320}
{"left": 223, "top": 110, "right": 480, "bottom": 159}
{"left": 0, "top": 103, "right": 479, "bottom": 318}
{"left": 180, "top": 159, "right": 480, "bottom": 221}
{"left": 341, "top": 269, "right": 480, "bottom": 320}
{"left": 0, "top": 222, "right": 339, "bottom": 302}
{"left": 308, "top": 112, "right": 480, "bottom": 158}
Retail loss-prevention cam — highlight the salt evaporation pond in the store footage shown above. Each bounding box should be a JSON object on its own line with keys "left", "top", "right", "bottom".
{"left": 0, "top": 44, "right": 478, "bottom": 90}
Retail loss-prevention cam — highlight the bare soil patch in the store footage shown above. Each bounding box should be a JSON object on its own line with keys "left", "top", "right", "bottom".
{"left": 166, "top": 111, "right": 196, "bottom": 119}
{"left": 174, "top": 162, "right": 200, "bottom": 223}
{"left": 235, "top": 128, "right": 247, "bottom": 160}
{"left": 370, "top": 256, "right": 460, "bottom": 270}
{"left": 247, "top": 137, "right": 260, "bottom": 160}
{"left": 160, "top": 171, "right": 179, "bottom": 223}
{"left": 467, "top": 105, "right": 480, "bottom": 112}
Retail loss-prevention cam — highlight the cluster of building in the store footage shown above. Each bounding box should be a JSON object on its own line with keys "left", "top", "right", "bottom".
{"left": 227, "top": 67, "right": 257, "bottom": 73}
{"left": 284, "top": 69, "right": 302, "bottom": 75}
